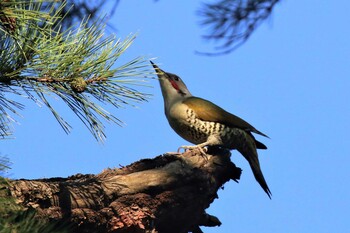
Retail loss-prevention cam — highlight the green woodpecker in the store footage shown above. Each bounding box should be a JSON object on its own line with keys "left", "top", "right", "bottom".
{"left": 151, "top": 61, "right": 271, "bottom": 198}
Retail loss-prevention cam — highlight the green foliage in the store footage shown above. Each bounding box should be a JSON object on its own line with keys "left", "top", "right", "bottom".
{"left": 0, "top": 156, "right": 11, "bottom": 177}
{"left": 0, "top": 159, "right": 71, "bottom": 232}
{"left": 0, "top": 207, "right": 72, "bottom": 233}
{"left": 0, "top": 0, "right": 152, "bottom": 141}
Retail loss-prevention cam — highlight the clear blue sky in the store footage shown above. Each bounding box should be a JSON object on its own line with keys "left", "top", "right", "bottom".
{"left": 2, "top": 1, "right": 350, "bottom": 232}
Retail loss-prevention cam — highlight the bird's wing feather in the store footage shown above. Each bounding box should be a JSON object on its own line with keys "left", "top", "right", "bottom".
{"left": 183, "top": 96, "right": 269, "bottom": 138}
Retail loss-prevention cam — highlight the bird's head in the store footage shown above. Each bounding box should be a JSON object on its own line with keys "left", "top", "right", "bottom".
{"left": 151, "top": 61, "right": 192, "bottom": 106}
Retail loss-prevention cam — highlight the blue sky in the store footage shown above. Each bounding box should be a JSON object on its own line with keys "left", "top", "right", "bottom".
{"left": 2, "top": 1, "right": 350, "bottom": 232}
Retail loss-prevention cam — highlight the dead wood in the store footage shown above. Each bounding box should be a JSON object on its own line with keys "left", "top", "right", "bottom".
{"left": 4, "top": 147, "right": 241, "bottom": 233}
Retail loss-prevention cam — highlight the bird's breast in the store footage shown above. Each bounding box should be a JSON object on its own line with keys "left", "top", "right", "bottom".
{"left": 166, "top": 104, "right": 246, "bottom": 148}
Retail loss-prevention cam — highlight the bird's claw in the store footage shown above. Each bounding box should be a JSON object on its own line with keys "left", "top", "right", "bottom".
{"left": 178, "top": 145, "right": 208, "bottom": 160}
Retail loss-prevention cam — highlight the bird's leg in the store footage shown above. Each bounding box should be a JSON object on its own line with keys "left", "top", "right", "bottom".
{"left": 178, "top": 144, "right": 208, "bottom": 155}
{"left": 178, "top": 144, "right": 209, "bottom": 160}
{"left": 178, "top": 135, "right": 222, "bottom": 159}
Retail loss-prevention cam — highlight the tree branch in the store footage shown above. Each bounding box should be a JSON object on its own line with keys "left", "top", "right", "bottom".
{"left": 4, "top": 148, "right": 241, "bottom": 233}
{"left": 0, "top": 1, "right": 151, "bottom": 141}
{"left": 197, "top": 0, "right": 280, "bottom": 55}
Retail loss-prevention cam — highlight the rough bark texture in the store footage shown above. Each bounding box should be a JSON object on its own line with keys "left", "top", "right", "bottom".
{"left": 4, "top": 148, "right": 241, "bottom": 233}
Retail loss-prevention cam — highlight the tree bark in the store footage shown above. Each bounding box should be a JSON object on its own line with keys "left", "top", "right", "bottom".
{"left": 4, "top": 147, "right": 241, "bottom": 233}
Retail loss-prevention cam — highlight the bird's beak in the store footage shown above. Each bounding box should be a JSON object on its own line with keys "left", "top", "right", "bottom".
{"left": 150, "top": 61, "right": 166, "bottom": 78}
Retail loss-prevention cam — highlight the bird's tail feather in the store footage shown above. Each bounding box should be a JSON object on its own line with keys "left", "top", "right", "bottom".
{"left": 250, "top": 157, "right": 272, "bottom": 199}
{"left": 239, "top": 148, "right": 272, "bottom": 199}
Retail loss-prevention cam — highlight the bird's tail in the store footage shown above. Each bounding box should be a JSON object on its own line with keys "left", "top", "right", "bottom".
{"left": 239, "top": 147, "right": 272, "bottom": 199}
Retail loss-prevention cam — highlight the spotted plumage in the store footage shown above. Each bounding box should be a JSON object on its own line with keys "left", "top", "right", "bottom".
{"left": 151, "top": 61, "right": 271, "bottom": 198}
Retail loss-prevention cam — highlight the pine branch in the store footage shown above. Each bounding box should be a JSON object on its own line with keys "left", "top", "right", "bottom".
{"left": 197, "top": 0, "right": 280, "bottom": 55}
{"left": 0, "top": 0, "right": 152, "bottom": 141}
{"left": 57, "top": 0, "right": 120, "bottom": 30}
{"left": 0, "top": 156, "right": 11, "bottom": 176}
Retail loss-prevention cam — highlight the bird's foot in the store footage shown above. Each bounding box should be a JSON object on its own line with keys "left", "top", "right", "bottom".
{"left": 178, "top": 145, "right": 207, "bottom": 154}
{"left": 178, "top": 145, "right": 208, "bottom": 160}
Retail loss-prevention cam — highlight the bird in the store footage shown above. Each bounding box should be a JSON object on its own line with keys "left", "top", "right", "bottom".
{"left": 151, "top": 61, "right": 272, "bottom": 198}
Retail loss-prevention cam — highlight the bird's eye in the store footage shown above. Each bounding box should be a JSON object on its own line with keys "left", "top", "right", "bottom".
{"left": 174, "top": 76, "right": 180, "bottom": 81}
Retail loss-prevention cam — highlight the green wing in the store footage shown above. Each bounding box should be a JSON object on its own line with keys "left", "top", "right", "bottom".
{"left": 183, "top": 96, "right": 268, "bottom": 148}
